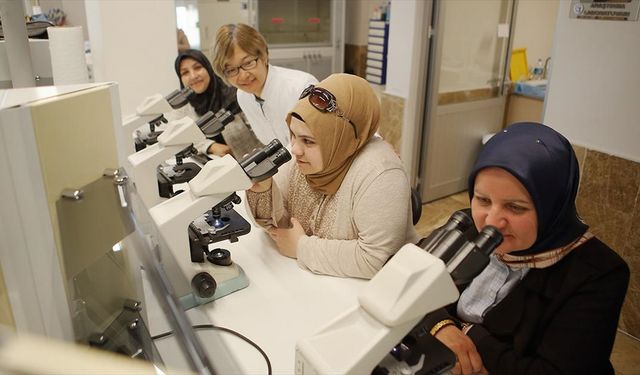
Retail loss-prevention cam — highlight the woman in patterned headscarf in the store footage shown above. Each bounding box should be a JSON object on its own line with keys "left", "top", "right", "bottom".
{"left": 246, "top": 73, "right": 417, "bottom": 279}
{"left": 424, "top": 123, "right": 629, "bottom": 375}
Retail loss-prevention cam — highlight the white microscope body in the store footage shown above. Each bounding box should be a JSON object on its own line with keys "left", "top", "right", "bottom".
{"left": 127, "top": 117, "right": 205, "bottom": 209}
{"left": 120, "top": 93, "right": 175, "bottom": 160}
{"left": 118, "top": 88, "right": 194, "bottom": 171}
{"left": 295, "top": 243, "right": 460, "bottom": 375}
{"left": 148, "top": 155, "right": 252, "bottom": 309}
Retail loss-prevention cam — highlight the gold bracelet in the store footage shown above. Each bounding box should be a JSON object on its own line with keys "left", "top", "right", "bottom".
{"left": 429, "top": 319, "right": 456, "bottom": 336}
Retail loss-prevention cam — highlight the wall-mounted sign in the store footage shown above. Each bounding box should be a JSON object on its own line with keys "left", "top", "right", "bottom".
{"left": 570, "top": 0, "right": 640, "bottom": 21}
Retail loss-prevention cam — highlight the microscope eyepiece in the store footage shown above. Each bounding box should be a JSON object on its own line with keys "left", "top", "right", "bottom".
{"left": 195, "top": 111, "right": 215, "bottom": 129}
{"left": 446, "top": 210, "right": 473, "bottom": 231}
{"left": 446, "top": 225, "right": 504, "bottom": 288}
{"left": 166, "top": 87, "right": 195, "bottom": 109}
{"left": 270, "top": 147, "right": 292, "bottom": 167}
{"left": 240, "top": 139, "right": 292, "bottom": 183}
{"left": 419, "top": 210, "right": 473, "bottom": 254}
{"left": 240, "top": 139, "right": 283, "bottom": 169}
{"left": 473, "top": 226, "right": 503, "bottom": 255}
{"left": 196, "top": 102, "right": 242, "bottom": 137}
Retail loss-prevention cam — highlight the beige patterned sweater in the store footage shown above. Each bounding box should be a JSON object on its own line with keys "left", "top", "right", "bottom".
{"left": 246, "top": 137, "right": 418, "bottom": 279}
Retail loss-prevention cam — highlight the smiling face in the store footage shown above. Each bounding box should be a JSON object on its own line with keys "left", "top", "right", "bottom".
{"left": 289, "top": 116, "right": 323, "bottom": 175}
{"left": 471, "top": 167, "right": 538, "bottom": 254}
{"left": 224, "top": 44, "right": 268, "bottom": 97}
{"left": 179, "top": 57, "right": 210, "bottom": 94}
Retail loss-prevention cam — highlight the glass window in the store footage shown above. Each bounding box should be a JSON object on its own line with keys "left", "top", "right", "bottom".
{"left": 257, "top": 0, "right": 332, "bottom": 46}
{"left": 176, "top": 4, "right": 201, "bottom": 49}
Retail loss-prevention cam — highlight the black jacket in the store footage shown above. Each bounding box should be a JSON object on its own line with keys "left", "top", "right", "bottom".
{"left": 424, "top": 237, "right": 629, "bottom": 375}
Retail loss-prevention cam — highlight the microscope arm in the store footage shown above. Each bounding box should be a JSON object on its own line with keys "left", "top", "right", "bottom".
{"left": 295, "top": 211, "right": 503, "bottom": 375}
{"left": 121, "top": 87, "right": 195, "bottom": 157}
{"left": 148, "top": 155, "right": 253, "bottom": 294}
{"left": 295, "top": 243, "right": 460, "bottom": 374}
{"left": 122, "top": 94, "right": 174, "bottom": 136}
{"left": 127, "top": 117, "right": 206, "bottom": 209}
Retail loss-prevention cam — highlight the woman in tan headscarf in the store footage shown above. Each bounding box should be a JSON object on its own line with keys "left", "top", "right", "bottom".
{"left": 246, "top": 73, "right": 417, "bottom": 279}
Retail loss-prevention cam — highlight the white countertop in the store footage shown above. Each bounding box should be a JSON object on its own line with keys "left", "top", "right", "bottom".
{"left": 144, "top": 198, "right": 366, "bottom": 374}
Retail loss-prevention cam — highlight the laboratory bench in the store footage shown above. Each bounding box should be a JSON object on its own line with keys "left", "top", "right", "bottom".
{"left": 143, "top": 194, "right": 366, "bottom": 374}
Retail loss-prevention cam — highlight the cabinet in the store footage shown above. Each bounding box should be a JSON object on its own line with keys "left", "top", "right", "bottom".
{"left": 366, "top": 19, "right": 389, "bottom": 85}
{"left": 504, "top": 94, "right": 544, "bottom": 127}
{"left": 269, "top": 46, "right": 334, "bottom": 81}
{"left": 250, "top": 0, "right": 345, "bottom": 78}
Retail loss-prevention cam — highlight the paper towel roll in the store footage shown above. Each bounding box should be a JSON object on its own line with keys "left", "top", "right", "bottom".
{"left": 47, "top": 26, "right": 89, "bottom": 85}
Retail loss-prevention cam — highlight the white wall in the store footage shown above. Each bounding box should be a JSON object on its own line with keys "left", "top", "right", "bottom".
{"left": 197, "top": 0, "right": 249, "bottom": 57}
{"left": 345, "top": 0, "right": 384, "bottom": 46}
{"left": 385, "top": 0, "right": 417, "bottom": 98}
{"left": 512, "top": 0, "right": 559, "bottom": 71}
{"left": 84, "top": 0, "right": 178, "bottom": 116}
{"left": 544, "top": 0, "right": 640, "bottom": 162}
{"left": 61, "top": 0, "right": 89, "bottom": 41}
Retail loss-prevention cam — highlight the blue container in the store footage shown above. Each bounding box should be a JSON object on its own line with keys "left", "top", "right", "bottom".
{"left": 514, "top": 80, "right": 547, "bottom": 100}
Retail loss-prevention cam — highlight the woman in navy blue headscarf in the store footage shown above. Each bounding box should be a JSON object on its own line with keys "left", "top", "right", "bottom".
{"left": 423, "top": 123, "right": 629, "bottom": 375}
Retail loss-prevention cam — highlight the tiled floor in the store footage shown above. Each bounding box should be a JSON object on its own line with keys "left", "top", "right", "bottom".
{"left": 416, "top": 191, "right": 640, "bottom": 375}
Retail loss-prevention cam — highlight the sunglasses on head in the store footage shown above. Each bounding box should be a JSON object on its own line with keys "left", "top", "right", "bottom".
{"left": 299, "top": 85, "right": 357, "bottom": 139}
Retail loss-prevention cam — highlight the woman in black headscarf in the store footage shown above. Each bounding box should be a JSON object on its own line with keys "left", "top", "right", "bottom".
{"left": 173, "top": 49, "right": 262, "bottom": 157}
{"left": 423, "top": 123, "right": 629, "bottom": 375}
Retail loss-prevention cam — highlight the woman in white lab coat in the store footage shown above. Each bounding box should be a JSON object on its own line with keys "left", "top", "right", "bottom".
{"left": 212, "top": 23, "right": 317, "bottom": 147}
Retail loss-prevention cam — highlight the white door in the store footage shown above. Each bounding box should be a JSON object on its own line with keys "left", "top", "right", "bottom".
{"left": 419, "top": 0, "right": 516, "bottom": 202}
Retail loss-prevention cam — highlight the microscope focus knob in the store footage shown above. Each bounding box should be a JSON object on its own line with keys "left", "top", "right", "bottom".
{"left": 207, "top": 248, "right": 232, "bottom": 266}
{"left": 191, "top": 272, "right": 217, "bottom": 299}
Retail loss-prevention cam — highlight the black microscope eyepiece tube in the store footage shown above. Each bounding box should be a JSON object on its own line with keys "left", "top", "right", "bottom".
{"left": 447, "top": 226, "right": 504, "bottom": 287}
{"left": 166, "top": 87, "right": 195, "bottom": 109}
{"left": 240, "top": 139, "right": 292, "bottom": 183}
{"left": 473, "top": 226, "right": 503, "bottom": 255}
{"left": 420, "top": 210, "right": 473, "bottom": 253}
{"left": 429, "top": 229, "right": 468, "bottom": 263}
{"left": 270, "top": 147, "right": 292, "bottom": 167}
{"left": 195, "top": 111, "right": 216, "bottom": 129}
{"left": 240, "top": 139, "right": 283, "bottom": 169}
{"left": 445, "top": 210, "right": 473, "bottom": 231}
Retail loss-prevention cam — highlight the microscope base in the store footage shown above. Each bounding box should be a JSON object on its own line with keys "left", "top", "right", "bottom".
{"left": 179, "top": 264, "right": 249, "bottom": 310}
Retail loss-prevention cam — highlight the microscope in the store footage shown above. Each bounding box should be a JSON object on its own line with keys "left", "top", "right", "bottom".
{"left": 156, "top": 143, "right": 201, "bottom": 199}
{"left": 137, "top": 100, "right": 243, "bottom": 153}
{"left": 120, "top": 87, "right": 194, "bottom": 156}
{"left": 137, "top": 102, "right": 248, "bottom": 207}
{"left": 127, "top": 116, "right": 206, "bottom": 209}
{"left": 197, "top": 101, "right": 243, "bottom": 139}
{"left": 148, "top": 139, "right": 291, "bottom": 310}
{"left": 295, "top": 210, "right": 502, "bottom": 375}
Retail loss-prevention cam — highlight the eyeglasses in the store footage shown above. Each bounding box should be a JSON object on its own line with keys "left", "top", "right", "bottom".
{"left": 299, "top": 85, "right": 357, "bottom": 139}
{"left": 223, "top": 57, "right": 260, "bottom": 78}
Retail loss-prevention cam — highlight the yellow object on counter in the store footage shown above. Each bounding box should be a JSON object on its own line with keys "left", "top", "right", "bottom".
{"left": 510, "top": 48, "right": 529, "bottom": 82}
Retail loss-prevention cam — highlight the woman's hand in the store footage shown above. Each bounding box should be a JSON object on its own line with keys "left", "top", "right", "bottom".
{"left": 435, "top": 325, "right": 487, "bottom": 375}
{"left": 249, "top": 177, "right": 272, "bottom": 193}
{"left": 207, "top": 143, "right": 232, "bottom": 157}
{"left": 267, "top": 218, "right": 306, "bottom": 258}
